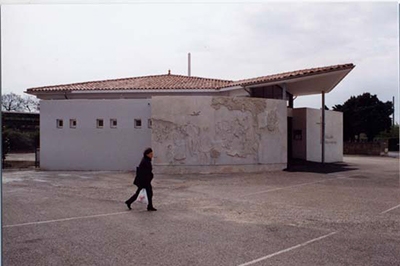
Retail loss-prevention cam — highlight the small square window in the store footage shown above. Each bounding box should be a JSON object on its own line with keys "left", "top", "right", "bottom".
{"left": 56, "top": 119, "right": 63, "bottom": 128}
{"left": 70, "top": 119, "right": 77, "bottom": 128}
{"left": 134, "top": 119, "right": 142, "bottom": 129}
{"left": 148, "top": 119, "right": 152, "bottom": 129}
{"left": 110, "top": 119, "right": 117, "bottom": 128}
{"left": 97, "top": 119, "right": 104, "bottom": 128}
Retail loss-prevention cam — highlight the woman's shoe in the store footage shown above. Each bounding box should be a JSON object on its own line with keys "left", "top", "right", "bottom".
{"left": 125, "top": 201, "right": 132, "bottom": 210}
{"left": 147, "top": 207, "right": 157, "bottom": 211}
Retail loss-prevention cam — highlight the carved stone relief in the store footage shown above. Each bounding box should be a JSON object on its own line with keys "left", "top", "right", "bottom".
{"left": 152, "top": 119, "right": 176, "bottom": 143}
{"left": 267, "top": 108, "right": 278, "bottom": 132}
{"left": 152, "top": 96, "right": 284, "bottom": 166}
{"left": 211, "top": 97, "right": 267, "bottom": 119}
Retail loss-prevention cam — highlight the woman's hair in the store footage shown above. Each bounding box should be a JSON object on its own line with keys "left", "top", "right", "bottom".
{"left": 143, "top": 148, "right": 153, "bottom": 156}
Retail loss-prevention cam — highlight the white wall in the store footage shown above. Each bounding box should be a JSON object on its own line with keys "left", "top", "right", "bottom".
{"left": 292, "top": 108, "right": 343, "bottom": 163}
{"left": 40, "top": 99, "right": 151, "bottom": 170}
{"left": 306, "top": 108, "right": 343, "bottom": 163}
{"left": 151, "top": 96, "right": 287, "bottom": 174}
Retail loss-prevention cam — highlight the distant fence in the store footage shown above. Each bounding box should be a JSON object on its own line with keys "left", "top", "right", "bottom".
{"left": 344, "top": 141, "right": 388, "bottom": 155}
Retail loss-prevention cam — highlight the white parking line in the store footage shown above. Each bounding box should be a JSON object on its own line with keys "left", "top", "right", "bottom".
{"left": 381, "top": 204, "right": 400, "bottom": 214}
{"left": 241, "top": 178, "right": 334, "bottom": 197}
{"left": 237, "top": 231, "right": 338, "bottom": 266}
{"left": 3, "top": 211, "right": 130, "bottom": 228}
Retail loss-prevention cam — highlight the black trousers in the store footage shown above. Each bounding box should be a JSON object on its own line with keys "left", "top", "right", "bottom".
{"left": 126, "top": 184, "right": 153, "bottom": 208}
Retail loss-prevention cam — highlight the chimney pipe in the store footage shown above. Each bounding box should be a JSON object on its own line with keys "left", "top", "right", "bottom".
{"left": 188, "top": 53, "right": 191, "bottom": 77}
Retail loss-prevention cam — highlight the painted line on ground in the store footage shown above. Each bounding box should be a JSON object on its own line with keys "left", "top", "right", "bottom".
{"left": 241, "top": 178, "right": 334, "bottom": 197}
{"left": 3, "top": 211, "right": 130, "bottom": 228}
{"left": 237, "top": 231, "right": 338, "bottom": 266}
{"left": 381, "top": 204, "right": 400, "bottom": 214}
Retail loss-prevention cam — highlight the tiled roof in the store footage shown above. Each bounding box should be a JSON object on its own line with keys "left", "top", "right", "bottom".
{"left": 26, "top": 63, "right": 354, "bottom": 93}
{"left": 228, "top": 63, "right": 355, "bottom": 87}
{"left": 26, "top": 74, "right": 233, "bottom": 93}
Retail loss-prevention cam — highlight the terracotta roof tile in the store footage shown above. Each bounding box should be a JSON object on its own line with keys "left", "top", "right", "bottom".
{"left": 226, "top": 63, "right": 355, "bottom": 88}
{"left": 26, "top": 74, "right": 233, "bottom": 93}
{"left": 26, "top": 63, "right": 354, "bottom": 93}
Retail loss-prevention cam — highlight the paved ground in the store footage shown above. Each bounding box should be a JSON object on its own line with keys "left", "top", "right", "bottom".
{"left": 2, "top": 156, "right": 399, "bottom": 266}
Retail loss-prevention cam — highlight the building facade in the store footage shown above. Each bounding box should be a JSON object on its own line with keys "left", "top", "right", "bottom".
{"left": 26, "top": 63, "right": 355, "bottom": 172}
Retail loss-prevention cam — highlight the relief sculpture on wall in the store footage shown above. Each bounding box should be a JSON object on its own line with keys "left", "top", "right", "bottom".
{"left": 152, "top": 119, "right": 176, "bottom": 144}
{"left": 267, "top": 108, "right": 278, "bottom": 132}
{"left": 153, "top": 118, "right": 213, "bottom": 164}
{"left": 215, "top": 116, "right": 259, "bottom": 160}
{"left": 152, "top": 96, "right": 282, "bottom": 166}
{"left": 211, "top": 97, "right": 279, "bottom": 161}
{"left": 211, "top": 97, "right": 267, "bottom": 119}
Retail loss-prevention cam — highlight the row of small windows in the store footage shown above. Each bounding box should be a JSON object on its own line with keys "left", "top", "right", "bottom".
{"left": 56, "top": 119, "right": 152, "bottom": 129}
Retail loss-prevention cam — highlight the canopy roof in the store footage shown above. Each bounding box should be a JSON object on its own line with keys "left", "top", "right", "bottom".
{"left": 231, "top": 63, "right": 354, "bottom": 96}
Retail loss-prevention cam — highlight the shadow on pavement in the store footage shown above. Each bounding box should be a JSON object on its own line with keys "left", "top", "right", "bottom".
{"left": 284, "top": 159, "right": 359, "bottom": 174}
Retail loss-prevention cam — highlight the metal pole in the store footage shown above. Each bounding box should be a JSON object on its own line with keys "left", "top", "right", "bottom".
{"left": 322, "top": 92, "right": 325, "bottom": 164}
{"left": 188, "top": 53, "right": 191, "bottom": 77}
{"left": 0, "top": 5, "right": 3, "bottom": 263}
{"left": 393, "top": 96, "right": 395, "bottom": 126}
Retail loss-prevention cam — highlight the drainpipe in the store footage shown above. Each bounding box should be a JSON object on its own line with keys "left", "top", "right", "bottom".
{"left": 322, "top": 91, "right": 325, "bottom": 164}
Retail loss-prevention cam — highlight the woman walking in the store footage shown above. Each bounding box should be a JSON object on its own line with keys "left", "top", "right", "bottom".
{"left": 125, "top": 148, "right": 157, "bottom": 211}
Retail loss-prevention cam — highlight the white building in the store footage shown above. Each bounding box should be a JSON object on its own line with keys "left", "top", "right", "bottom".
{"left": 26, "top": 63, "right": 355, "bottom": 172}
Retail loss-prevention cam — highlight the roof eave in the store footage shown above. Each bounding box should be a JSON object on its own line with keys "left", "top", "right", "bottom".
{"left": 26, "top": 88, "right": 221, "bottom": 98}
{"left": 231, "top": 66, "right": 355, "bottom": 97}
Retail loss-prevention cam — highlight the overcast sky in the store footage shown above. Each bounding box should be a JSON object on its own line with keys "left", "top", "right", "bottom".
{"left": 1, "top": 2, "right": 399, "bottom": 122}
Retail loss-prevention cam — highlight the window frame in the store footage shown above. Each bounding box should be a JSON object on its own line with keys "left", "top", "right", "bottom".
{"left": 56, "top": 119, "right": 63, "bottom": 129}
{"left": 134, "top": 119, "right": 142, "bottom": 129}
{"left": 96, "top": 119, "right": 104, "bottom": 128}
{"left": 70, "top": 119, "right": 77, "bottom": 129}
{"left": 110, "top": 118, "right": 118, "bottom": 128}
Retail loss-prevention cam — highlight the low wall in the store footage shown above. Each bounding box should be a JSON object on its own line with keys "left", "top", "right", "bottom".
{"left": 344, "top": 141, "right": 388, "bottom": 155}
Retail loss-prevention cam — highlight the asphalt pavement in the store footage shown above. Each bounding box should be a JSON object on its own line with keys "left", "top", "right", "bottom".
{"left": 2, "top": 156, "right": 399, "bottom": 266}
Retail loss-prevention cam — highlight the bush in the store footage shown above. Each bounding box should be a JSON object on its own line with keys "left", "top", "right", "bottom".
{"left": 2, "top": 128, "right": 39, "bottom": 152}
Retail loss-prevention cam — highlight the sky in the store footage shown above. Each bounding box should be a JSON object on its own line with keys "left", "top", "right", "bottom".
{"left": 1, "top": 1, "right": 399, "bottom": 122}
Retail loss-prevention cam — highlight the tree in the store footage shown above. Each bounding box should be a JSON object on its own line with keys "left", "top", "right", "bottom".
{"left": 376, "top": 124, "right": 399, "bottom": 139}
{"left": 1, "top": 92, "right": 39, "bottom": 112}
{"left": 333, "top": 93, "right": 393, "bottom": 141}
{"left": 24, "top": 96, "right": 40, "bottom": 112}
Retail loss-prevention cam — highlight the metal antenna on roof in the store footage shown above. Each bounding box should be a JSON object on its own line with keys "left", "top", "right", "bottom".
{"left": 188, "top": 53, "right": 191, "bottom": 77}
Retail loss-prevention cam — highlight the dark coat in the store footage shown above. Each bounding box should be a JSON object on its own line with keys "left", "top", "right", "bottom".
{"left": 133, "top": 156, "right": 153, "bottom": 187}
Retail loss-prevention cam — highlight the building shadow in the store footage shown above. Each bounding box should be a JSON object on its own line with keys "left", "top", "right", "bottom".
{"left": 284, "top": 158, "right": 358, "bottom": 174}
